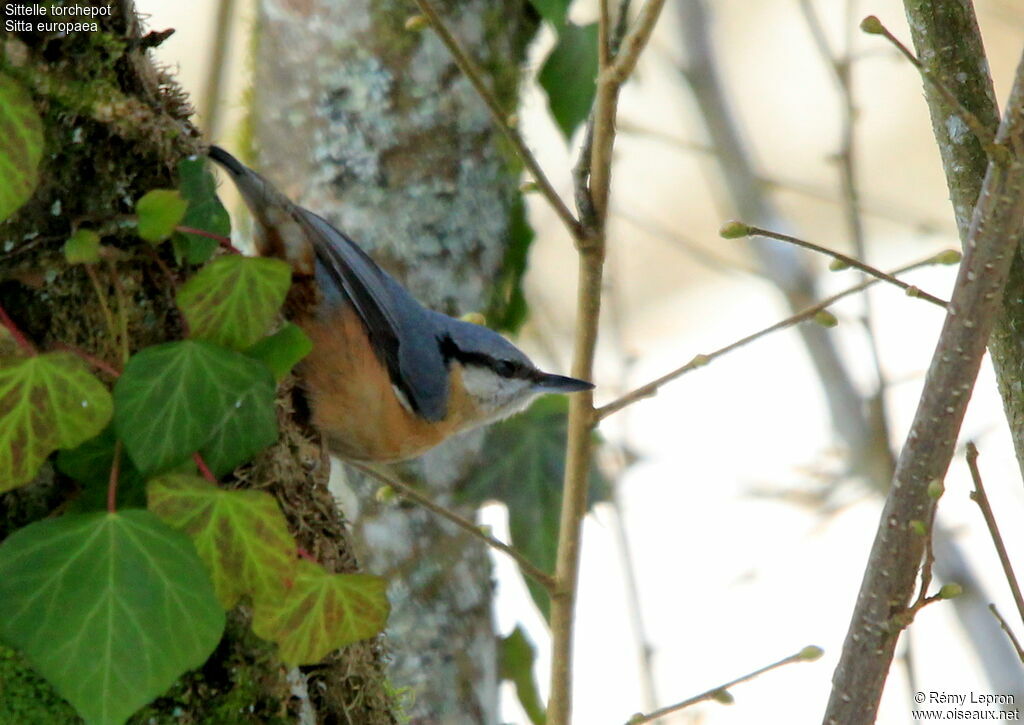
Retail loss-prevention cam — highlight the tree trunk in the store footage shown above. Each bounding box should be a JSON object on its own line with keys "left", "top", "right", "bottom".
{"left": 0, "top": 3, "right": 396, "bottom": 722}
{"left": 251, "top": 1, "right": 539, "bottom": 722}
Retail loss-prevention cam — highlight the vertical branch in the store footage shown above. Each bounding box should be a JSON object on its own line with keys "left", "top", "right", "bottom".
{"left": 899, "top": 1, "right": 1024, "bottom": 487}
{"left": 548, "top": 2, "right": 667, "bottom": 723}
{"left": 823, "top": 48, "right": 1024, "bottom": 725}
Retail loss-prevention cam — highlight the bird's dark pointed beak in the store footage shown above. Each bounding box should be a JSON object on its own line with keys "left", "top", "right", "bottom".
{"left": 533, "top": 372, "right": 595, "bottom": 394}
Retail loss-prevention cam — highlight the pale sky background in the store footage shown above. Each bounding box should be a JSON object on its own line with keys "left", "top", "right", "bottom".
{"left": 136, "top": 0, "right": 1024, "bottom": 722}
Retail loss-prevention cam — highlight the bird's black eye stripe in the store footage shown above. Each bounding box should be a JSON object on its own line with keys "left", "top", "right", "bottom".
{"left": 439, "top": 336, "right": 528, "bottom": 378}
{"left": 493, "top": 359, "right": 516, "bottom": 377}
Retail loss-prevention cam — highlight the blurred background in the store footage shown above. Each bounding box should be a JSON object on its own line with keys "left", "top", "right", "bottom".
{"left": 136, "top": 0, "right": 1024, "bottom": 722}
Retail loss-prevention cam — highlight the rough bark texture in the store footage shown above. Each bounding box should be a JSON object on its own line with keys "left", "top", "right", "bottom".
{"left": 902, "top": 1, "right": 1024, "bottom": 483}
{"left": 0, "top": 3, "right": 396, "bottom": 723}
{"left": 823, "top": 46, "right": 1024, "bottom": 725}
{"left": 251, "top": 1, "right": 538, "bottom": 722}
{"left": 902, "top": 0, "right": 1024, "bottom": 697}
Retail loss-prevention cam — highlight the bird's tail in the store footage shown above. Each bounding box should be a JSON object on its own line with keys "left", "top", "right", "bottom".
{"left": 207, "top": 145, "right": 315, "bottom": 274}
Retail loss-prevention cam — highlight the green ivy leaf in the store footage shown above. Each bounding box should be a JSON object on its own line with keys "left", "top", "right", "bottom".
{"left": 0, "top": 352, "right": 113, "bottom": 493}
{"left": 177, "top": 255, "right": 291, "bottom": 350}
{"left": 245, "top": 323, "right": 312, "bottom": 381}
{"left": 461, "top": 396, "right": 608, "bottom": 621}
{"left": 63, "top": 228, "right": 101, "bottom": 265}
{"left": 56, "top": 425, "right": 146, "bottom": 511}
{"left": 136, "top": 189, "right": 188, "bottom": 244}
{"left": 0, "top": 510, "right": 225, "bottom": 725}
{"left": 148, "top": 473, "right": 297, "bottom": 609}
{"left": 113, "top": 340, "right": 277, "bottom": 476}
{"left": 528, "top": 0, "right": 572, "bottom": 27}
{"left": 538, "top": 22, "right": 598, "bottom": 140}
{"left": 0, "top": 73, "right": 44, "bottom": 224}
{"left": 252, "top": 559, "right": 389, "bottom": 665}
{"left": 500, "top": 626, "right": 546, "bottom": 725}
{"left": 173, "top": 157, "right": 232, "bottom": 265}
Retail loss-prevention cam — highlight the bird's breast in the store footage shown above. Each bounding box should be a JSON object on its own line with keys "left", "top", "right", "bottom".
{"left": 299, "top": 305, "right": 478, "bottom": 462}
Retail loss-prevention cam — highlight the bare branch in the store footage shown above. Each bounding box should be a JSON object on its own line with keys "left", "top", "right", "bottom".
{"left": 989, "top": 604, "right": 1024, "bottom": 663}
{"left": 595, "top": 252, "right": 954, "bottom": 421}
{"left": 823, "top": 45, "right": 1024, "bottom": 725}
{"left": 348, "top": 461, "right": 556, "bottom": 592}
{"left": 860, "top": 16, "right": 1002, "bottom": 161}
{"left": 727, "top": 222, "right": 948, "bottom": 308}
{"left": 626, "top": 646, "right": 823, "bottom": 724}
{"left": 966, "top": 443, "right": 1024, "bottom": 630}
{"left": 409, "top": 0, "right": 582, "bottom": 239}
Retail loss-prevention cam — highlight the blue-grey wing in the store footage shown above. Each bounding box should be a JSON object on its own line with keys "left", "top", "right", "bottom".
{"left": 295, "top": 209, "right": 450, "bottom": 421}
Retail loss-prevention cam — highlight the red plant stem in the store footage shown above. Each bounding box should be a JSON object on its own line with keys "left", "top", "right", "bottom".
{"left": 296, "top": 547, "right": 317, "bottom": 563}
{"left": 176, "top": 225, "right": 242, "bottom": 254}
{"left": 193, "top": 452, "right": 217, "bottom": 482}
{"left": 108, "top": 441, "right": 122, "bottom": 513}
{"left": 0, "top": 303, "right": 37, "bottom": 355}
{"left": 54, "top": 343, "right": 122, "bottom": 378}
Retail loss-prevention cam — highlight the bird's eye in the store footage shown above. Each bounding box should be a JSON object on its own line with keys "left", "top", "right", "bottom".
{"left": 493, "top": 360, "right": 516, "bottom": 377}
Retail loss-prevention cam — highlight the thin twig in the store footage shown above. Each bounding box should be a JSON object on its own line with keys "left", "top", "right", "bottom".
{"left": 176, "top": 225, "right": 241, "bottom": 254}
{"left": 410, "top": 0, "right": 581, "bottom": 239}
{"left": 194, "top": 452, "right": 217, "bottom": 482}
{"left": 200, "top": 0, "right": 236, "bottom": 139}
{"left": 798, "top": 0, "right": 889, "bottom": 429}
{"left": 84, "top": 264, "right": 120, "bottom": 352}
{"left": 735, "top": 223, "right": 948, "bottom": 308}
{"left": 626, "top": 646, "right": 822, "bottom": 724}
{"left": 861, "top": 16, "right": 1002, "bottom": 160}
{"left": 0, "top": 303, "right": 37, "bottom": 355}
{"left": 107, "top": 440, "right": 122, "bottom": 513}
{"left": 54, "top": 343, "right": 122, "bottom": 378}
{"left": 595, "top": 253, "right": 954, "bottom": 421}
{"left": 966, "top": 442, "right": 1024, "bottom": 629}
{"left": 607, "top": 0, "right": 667, "bottom": 83}
{"left": 348, "top": 461, "right": 556, "bottom": 591}
{"left": 989, "top": 604, "right": 1024, "bottom": 663}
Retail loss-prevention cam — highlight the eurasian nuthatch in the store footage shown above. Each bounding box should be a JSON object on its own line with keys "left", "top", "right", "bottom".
{"left": 208, "top": 146, "right": 593, "bottom": 463}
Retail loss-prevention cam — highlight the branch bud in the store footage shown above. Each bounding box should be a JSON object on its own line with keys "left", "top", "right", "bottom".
{"left": 938, "top": 583, "right": 963, "bottom": 599}
{"left": 719, "top": 221, "right": 751, "bottom": 239}
{"left": 798, "top": 645, "right": 824, "bottom": 661}
{"left": 404, "top": 14, "right": 428, "bottom": 31}
{"left": 813, "top": 310, "right": 838, "bottom": 328}
{"left": 860, "top": 15, "right": 884, "bottom": 35}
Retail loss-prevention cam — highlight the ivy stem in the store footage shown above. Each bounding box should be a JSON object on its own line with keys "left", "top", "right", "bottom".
{"left": 176, "top": 225, "right": 242, "bottom": 255}
{"left": 296, "top": 547, "right": 317, "bottom": 563}
{"left": 193, "top": 453, "right": 217, "bottom": 482}
{"left": 107, "top": 440, "right": 122, "bottom": 514}
{"left": 84, "top": 264, "right": 120, "bottom": 354}
{"left": 0, "top": 303, "right": 37, "bottom": 355}
{"left": 54, "top": 343, "right": 122, "bottom": 378}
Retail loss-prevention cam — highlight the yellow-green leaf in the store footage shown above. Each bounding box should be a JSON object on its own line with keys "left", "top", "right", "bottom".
{"left": 0, "top": 353, "right": 113, "bottom": 493}
{"left": 252, "top": 559, "right": 389, "bottom": 665}
{"left": 147, "top": 473, "right": 297, "bottom": 609}
{"left": 0, "top": 73, "right": 44, "bottom": 223}
{"left": 63, "top": 229, "right": 101, "bottom": 265}
{"left": 136, "top": 189, "right": 188, "bottom": 244}
{"left": 176, "top": 256, "right": 291, "bottom": 350}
